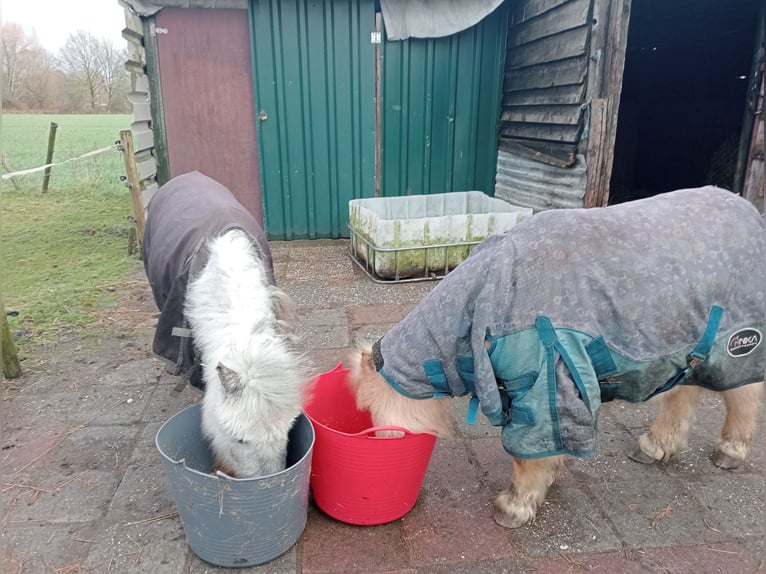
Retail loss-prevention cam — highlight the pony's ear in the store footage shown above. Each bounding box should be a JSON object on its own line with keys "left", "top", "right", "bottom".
{"left": 271, "top": 288, "right": 295, "bottom": 322}
{"left": 360, "top": 348, "right": 375, "bottom": 371}
{"left": 216, "top": 363, "right": 242, "bottom": 394}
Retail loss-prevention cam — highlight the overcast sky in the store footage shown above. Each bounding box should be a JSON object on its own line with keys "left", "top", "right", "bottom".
{"left": 3, "top": 0, "right": 127, "bottom": 53}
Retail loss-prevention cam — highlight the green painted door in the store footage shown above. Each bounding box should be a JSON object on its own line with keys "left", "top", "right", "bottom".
{"left": 250, "top": 0, "right": 377, "bottom": 239}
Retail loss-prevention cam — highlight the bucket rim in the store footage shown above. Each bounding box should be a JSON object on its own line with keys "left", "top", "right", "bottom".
{"left": 305, "top": 363, "right": 438, "bottom": 440}
{"left": 155, "top": 404, "right": 315, "bottom": 482}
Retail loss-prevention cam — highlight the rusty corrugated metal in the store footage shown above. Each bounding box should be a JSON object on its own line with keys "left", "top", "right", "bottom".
{"left": 494, "top": 148, "right": 586, "bottom": 211}
{"left": 155, "top": 8, "right": 263, "bottom": 222}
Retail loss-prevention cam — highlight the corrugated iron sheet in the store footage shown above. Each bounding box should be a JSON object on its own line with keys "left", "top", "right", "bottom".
{"left": 494, "top": 148, "right": 586, "bottom": 211}
{"left": 381, "top": 4, "right": 509, "bottom": 198}
{"left": 251, "top": 0, "right": 377, "bottom": 239}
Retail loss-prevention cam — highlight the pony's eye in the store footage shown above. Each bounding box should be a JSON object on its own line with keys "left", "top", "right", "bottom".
{"left": 237, "top": 438, "right": 248, "bottom": 444}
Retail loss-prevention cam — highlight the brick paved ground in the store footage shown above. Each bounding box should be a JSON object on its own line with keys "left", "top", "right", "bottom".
{"left": 2, "top": 240, "right": 763, "bottom": 573}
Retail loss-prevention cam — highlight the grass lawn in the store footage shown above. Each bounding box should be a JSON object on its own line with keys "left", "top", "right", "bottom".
{"left": 1, "top": 114, "right": 144, "bottom": 348}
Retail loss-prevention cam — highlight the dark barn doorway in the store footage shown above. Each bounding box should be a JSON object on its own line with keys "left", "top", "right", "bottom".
{"left": 609, "top": 0, "right": 760, "bottom": 204}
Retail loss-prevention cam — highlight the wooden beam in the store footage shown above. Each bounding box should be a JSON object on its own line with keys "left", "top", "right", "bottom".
{"left": 120, "top": 130, "right": 147, "bottom": 254}
{"left": 2, "top": 297, "right": 21, "bottom": 380}
{"left": 583, "top": 98, "right": 609, "bottom": 207}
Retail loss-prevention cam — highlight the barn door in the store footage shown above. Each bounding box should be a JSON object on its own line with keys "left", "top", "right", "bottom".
{"left": 155, "top": 8, "right": 263, "bottom": 221}
{"left": 250, "top": 0, "right": 377, "bottom": 239}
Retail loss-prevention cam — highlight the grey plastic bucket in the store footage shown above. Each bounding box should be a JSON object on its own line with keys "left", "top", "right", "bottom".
{"left": 155, "top": 404, "right": 314, "bottom": 568}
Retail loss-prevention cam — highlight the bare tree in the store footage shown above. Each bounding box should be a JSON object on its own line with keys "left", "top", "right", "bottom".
{"left": 2, "top": 23, "right": 54, "bottom": 109}
{"left": 58, "top": 30, "right": 130, "bottom": 113}
{"left": 96, "top": 38, "right": 129, "bottom": 113}
{"left": 20, "top": 46, "right": 58, "bottom": 110}
{"left": 59, "top": 30, "right": 103, "bottom": 111}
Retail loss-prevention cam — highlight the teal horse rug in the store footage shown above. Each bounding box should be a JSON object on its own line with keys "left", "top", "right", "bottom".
{"left": 371, "top": 187, "right": 765, "bottom": 458}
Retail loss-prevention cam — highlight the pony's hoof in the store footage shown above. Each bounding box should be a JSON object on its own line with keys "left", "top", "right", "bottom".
{"left": 714, "top": 451, "right": 742, "bottom": 470}
{"left": 493, "top": 492, "right": 536, "bottom": 529}
{"left": 494, "top": 509, "right": 532, "bottom": 529}
{"left": 629, "top": 445, "right": 659, "bottom": 465}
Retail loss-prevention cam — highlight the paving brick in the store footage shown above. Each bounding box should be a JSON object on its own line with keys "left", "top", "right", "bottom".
{"left": 401, "top": 490, "right": 517, "bottom": 566}
{"left": 6, "top": 469, "right": 122, "bottom": 524}
{"left": 592, "top": 476, "right": 732, "bottom": 549}
{"left": 300, "top": 508, "right": 410, "bottom": 574}
{"left": 0, "top": 522, "right": 104, "bottom": 573}
{"left": 82, "top": 518, "right": 189, "bottom": 573}
{"left": 347, "top": 304, "right": 409, "bottom": 328}
{"left": 1, "top": 425, "right": 70, "bottom": 474}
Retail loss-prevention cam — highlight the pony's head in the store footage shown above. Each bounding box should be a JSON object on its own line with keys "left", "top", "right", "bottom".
{"left": 348, "top": 346, "right": 454, "bottom": 438}
{"left": 201, "top": 332, "right": 310, "bottom": 477}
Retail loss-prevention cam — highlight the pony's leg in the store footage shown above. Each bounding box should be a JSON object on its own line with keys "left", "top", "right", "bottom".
{"left": 494, "top": 455, "right": 564, "bottom": 528}
{"left": 714, "top": 381, "right": 764, "bottom": 469}
{"left": 630, "top": 385, "right": 703, "bottom": 464}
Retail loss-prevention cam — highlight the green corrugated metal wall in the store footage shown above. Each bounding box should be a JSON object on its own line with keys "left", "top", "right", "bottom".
{"left": 250, "top": 0, "right": 377, "bottom": 239}
{"left": 381, "top": 4, "right": 510, "bottom": 198}
{"left": 250, "top": 0, "right": 509, "bottom": 238}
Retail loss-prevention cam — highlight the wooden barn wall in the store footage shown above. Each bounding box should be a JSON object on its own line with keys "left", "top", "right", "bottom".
{"left": 501, "top": 0, "right": 593, "bottom": 166}
{"left": 123, "top": 8, "right": 160, "bottom": 207}
{"left": 154, "top": 8, "right": 263, "bottom": 222}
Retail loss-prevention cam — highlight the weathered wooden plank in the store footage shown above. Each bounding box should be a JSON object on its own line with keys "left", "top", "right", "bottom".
{"left": 584, "top": 0, "right": 610, "bottom": 99}
{"left": 123, "top": 7, "right": 143, "bottom": 34}
{"left": 142, "top": 182, "right": 159, "bottom": 210}
{"left": 137, "top": 156, "right": 157, "bottom": 181}
{"left": 505, "top": 57, "right": 588, "bottom": 91}
{"left": 133, "top": 74, "right": 150, "bottom": 93}
{"left": 509, "top": 0, "right": 572, "bottom": 26}
{"left": 500, "top": 121, "right": 581, "bottom": 143}
{"left": 499, "top": 137, "right": 577, "bottom": 167}
{"left": 596, "top": 0, "right": 630, "bottom": 204}
{"left": 501, "top": 103, "right": 583, "bottom": 125}
{"left": 124, "top": 59, "right": 145, "bottom": 75}
{"left": 129, "top": 100, "right": 151, "bottom": 122}
{"left": 508, "top": 0, "right": 591, "bottom": 48}
{"left": 132, "top": 127, "right": 154, "bottom": 152}
{"left": 583, "top": 98, "right": 609, "bottom": 207}
{"left": 506, "top": 26, "right": 589, "bottom": 70}
{"left": 503, "top": 83, "right": 586, "bottom": 106}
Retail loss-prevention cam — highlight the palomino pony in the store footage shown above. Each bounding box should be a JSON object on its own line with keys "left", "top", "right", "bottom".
{"left": 348, "top": 187, "right": 765, "bottom": 528}
{"left": 143, "top": 171, "right": 309, "bottom": 477}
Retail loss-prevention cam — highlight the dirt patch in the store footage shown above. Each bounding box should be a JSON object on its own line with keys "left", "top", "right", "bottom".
{"left": 3, "top": 269, "right": 159, "bottom": 394}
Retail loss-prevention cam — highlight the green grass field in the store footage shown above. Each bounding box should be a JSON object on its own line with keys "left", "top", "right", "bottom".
{"left": 1, "top": 114, "right": 144, "bottom": 348}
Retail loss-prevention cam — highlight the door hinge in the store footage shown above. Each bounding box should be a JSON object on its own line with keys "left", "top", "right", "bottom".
{"left": 371, "top": 32, "right": 382, "bottom": 44}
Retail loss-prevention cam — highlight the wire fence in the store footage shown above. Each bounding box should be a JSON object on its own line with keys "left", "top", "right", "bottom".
{"left": 2, "top": 143, "right": 125, "bottom": 193}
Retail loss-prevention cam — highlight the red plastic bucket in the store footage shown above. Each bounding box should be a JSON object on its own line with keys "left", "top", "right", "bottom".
{"left": 304, "top": 364, "right": 437, "bottom": 525}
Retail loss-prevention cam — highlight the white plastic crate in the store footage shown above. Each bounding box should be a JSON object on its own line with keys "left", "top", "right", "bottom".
{"left": 349, "top": 191, "right": 533, "bottom": 282}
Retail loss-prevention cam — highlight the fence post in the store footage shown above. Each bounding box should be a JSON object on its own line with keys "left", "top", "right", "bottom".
{"left": 41, "top": 122, "right": 58, "bottom": 192}
{"left": 2, "top": 296, "right": 22, "bottom": 380}
{"left": 119, "top": 130, "right": 146, "bottom": 253}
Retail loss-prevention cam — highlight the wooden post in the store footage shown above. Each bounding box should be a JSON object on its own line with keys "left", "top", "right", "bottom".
{"left": 42, "top": 121, "right": 58, "bottom": 192}
{"left": 1, "top": 297, "right": 21, "bottom": 380}
{"left": 119, "top": 130, "right": 146, "bottom": 253}
{"left": 2, "top": 152, "right": 20, "bottom": 190}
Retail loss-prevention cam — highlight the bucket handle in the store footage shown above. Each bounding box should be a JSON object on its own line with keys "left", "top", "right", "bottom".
{"left": 350, "top": 425, "right": 431, "bottom": 438}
